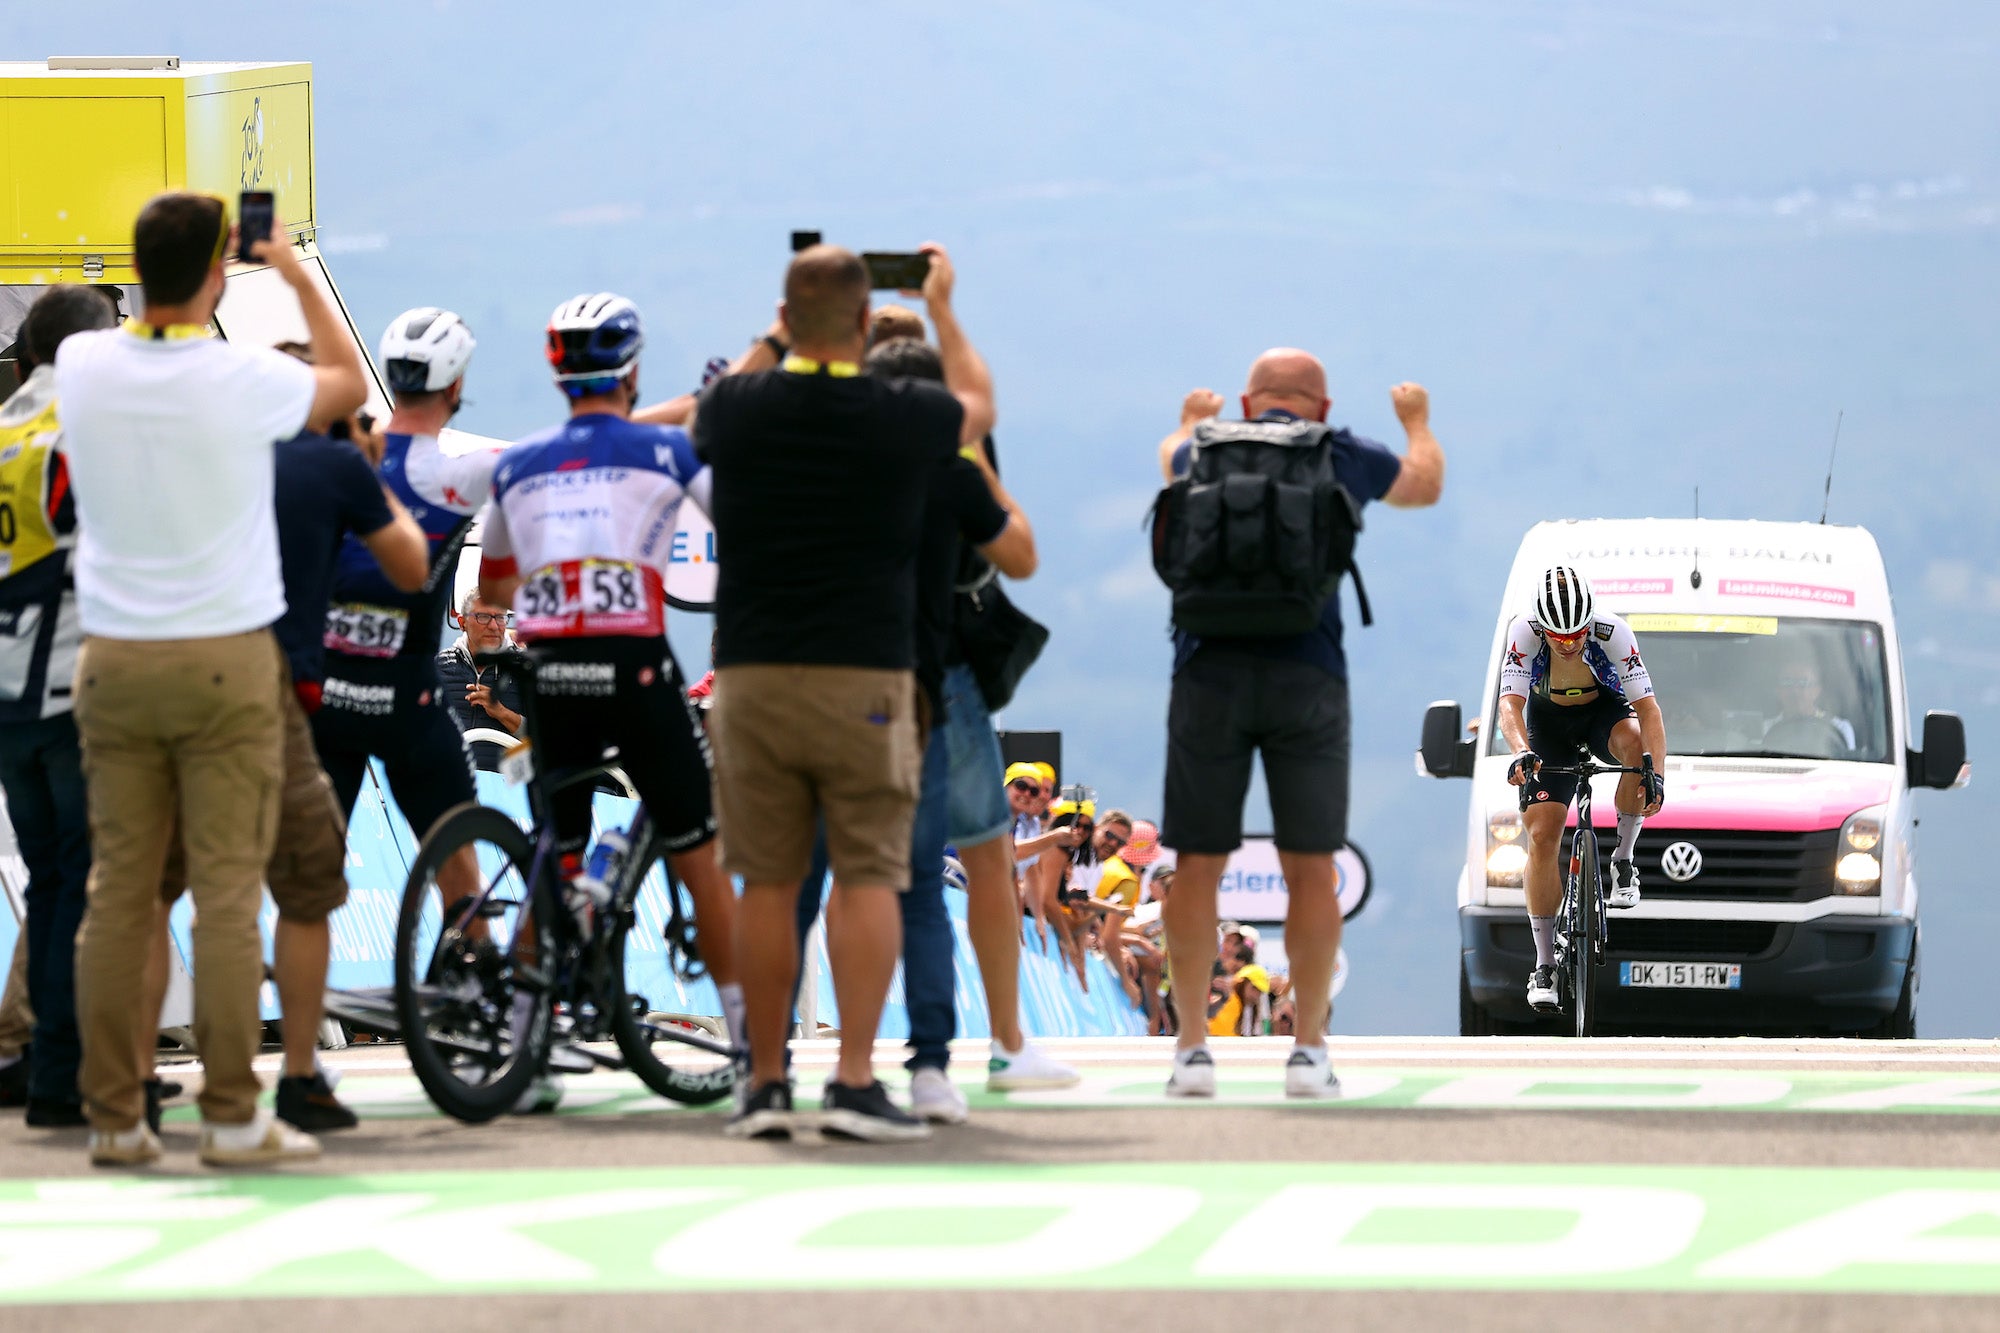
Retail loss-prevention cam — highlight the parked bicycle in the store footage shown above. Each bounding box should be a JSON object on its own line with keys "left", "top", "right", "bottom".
{"left": 1536, "top": 754, "right": 1656, "bottom": 1038}
{"left": 391, "top": 650, "right": 735, "bottom": 1122}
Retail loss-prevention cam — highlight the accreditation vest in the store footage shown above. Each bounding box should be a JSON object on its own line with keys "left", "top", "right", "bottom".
{"left": 0, "top": 371, "right": 80, "bottom": 721}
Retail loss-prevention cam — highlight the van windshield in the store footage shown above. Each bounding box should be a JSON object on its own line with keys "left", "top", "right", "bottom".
{"left": 1491, "top": 614, "right": 1893, "bottom": 763}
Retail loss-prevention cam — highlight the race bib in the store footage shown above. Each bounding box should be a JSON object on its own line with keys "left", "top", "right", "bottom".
{"left": 516, "top": 559, "right": 665, "bottom": 640}
{"left": 323, "top": 602, "right": 411, "bottom": 659}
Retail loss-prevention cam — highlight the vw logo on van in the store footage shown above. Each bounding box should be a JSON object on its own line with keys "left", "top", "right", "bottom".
{"left": 1661, "top": 841, "right": 1704, "bottom": 882}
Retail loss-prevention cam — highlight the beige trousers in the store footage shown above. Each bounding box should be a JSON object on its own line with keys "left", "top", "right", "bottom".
{"left": 74, "top": 630, "right": 284, "bottom": 1131}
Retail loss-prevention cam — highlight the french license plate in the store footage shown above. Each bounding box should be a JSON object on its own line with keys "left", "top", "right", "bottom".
{"left": 1619, "top": 960, "right": 1741, "bottom": 990}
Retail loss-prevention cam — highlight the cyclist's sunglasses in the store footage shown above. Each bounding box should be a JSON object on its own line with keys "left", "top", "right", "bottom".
{"left": 1544, "top": 626, "right": 1589, "bottom": 648}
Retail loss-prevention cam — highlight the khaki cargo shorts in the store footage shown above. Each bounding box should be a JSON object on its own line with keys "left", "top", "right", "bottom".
{"left": 709, "top": 664, "right": 923, "bottom": 890}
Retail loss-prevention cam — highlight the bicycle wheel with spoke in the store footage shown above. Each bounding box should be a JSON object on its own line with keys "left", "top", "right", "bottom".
{"left": 1569, "top": 827, "right": 1601, "bottom": 1038}
{"left": 609, "top": 860, "right": 736, "bottom": 1105}
{"left": 394, "top": 802, "right": 554, "bottom": 1123}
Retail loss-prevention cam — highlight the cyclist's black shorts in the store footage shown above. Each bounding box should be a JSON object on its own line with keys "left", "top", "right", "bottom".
{"left": 1520, "top": 692, "right": 1635, "bottom": 812}
{"left": 311, "top": 654, "right": 477, "bottom": 845}
{"left": 528, "top": 635, "right": 716, "bottom": 858}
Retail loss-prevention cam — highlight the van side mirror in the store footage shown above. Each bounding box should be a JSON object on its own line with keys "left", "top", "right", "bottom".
{"left": 1909, "top": 710, "right": 1968, "bottom": 790}
{"left": 1420, "top": 701, "right": 1477, "bottom": 779}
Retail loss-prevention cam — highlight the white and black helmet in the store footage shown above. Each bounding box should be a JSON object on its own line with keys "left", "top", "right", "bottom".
{"left": 546, "top": 293, "right": 644, "bottom": 393}
{"left": 1533, "top": 565, "right": 1595, "bottom": 635}
{"left": 379, "top": 307, "right": 475, "bottom": 394}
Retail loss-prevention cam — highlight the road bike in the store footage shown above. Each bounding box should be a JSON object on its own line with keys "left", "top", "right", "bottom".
{"left": 1534, "top": 754, "right": 1655, "bottom": 1038}
{"left": 388, "top": 650, "right": 735, "bottom": 1123}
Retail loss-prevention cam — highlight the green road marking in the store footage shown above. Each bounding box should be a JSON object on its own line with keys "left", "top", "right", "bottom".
{"left": 170, "top": 1065, "right": 2000, "bottom": 1123}
{"left": 7, "top": 1163, "right": 2000, "bottom": 1301}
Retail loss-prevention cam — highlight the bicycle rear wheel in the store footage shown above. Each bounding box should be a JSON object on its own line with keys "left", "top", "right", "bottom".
{"left": 394, "top": 802, "right": 554, "bottom": 1123}
{"left": 609, "top": 860, "right": 735, "bottom": 1105}
{"left": 1568, "top": 827, "right": 1602, "bottom": 1038}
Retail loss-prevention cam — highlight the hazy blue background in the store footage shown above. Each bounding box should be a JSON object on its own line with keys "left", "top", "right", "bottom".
{"left": 10, "top": 1, "right": 1995, "bottom": 1035}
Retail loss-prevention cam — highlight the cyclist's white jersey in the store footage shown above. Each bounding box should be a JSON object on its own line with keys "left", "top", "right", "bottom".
{"left": 478, "top": 413, "right": 711, "bottom": 642}
{"left": 1498, "top": 611, "right": 1655, "bottom": 705}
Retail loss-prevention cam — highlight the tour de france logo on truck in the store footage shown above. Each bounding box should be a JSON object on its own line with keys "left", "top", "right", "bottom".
{"left": 240, "top": 96, "right": 266, "bottom": 189}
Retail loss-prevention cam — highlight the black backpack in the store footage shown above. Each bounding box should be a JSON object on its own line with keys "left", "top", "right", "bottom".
{"left": 1148, "top": 417, "right": 1370, "bottom": 637}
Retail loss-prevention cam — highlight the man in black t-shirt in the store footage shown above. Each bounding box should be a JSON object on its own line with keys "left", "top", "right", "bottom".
{"left": 695, "top": 243, "right": 1005, "bottom": 1142}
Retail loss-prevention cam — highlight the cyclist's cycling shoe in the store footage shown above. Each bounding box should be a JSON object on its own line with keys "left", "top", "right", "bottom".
{"left": 1609, "top": 858, "right": 1641, "bottom": 909}
{"left": 1527, "top": 966, "right": 1561, "bottom": 1013}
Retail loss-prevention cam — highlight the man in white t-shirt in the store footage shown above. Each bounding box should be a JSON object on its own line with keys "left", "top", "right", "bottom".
{"left": 57, "top": 192, "right": 367, "bottom": 1169}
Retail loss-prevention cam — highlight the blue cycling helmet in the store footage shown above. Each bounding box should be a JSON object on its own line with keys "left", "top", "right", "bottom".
{"left": 546, "top": 293, "right": 644, "bottom": 396}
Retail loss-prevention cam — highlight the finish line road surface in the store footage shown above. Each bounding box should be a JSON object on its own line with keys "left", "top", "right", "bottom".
{"left": 6, "top": 1037, "right": 2000, "bottom": 1332}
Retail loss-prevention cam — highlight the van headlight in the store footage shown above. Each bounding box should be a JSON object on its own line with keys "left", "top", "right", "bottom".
{"left": 1835, "top": 805, "right": 1886, "bottom": 894}
{"left": 1486, "top": 812, "right": 1526, "bottom": 887}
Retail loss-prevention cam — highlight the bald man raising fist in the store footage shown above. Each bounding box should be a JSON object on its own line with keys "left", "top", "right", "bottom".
{"left": 1152, "top": 349, "right": 1443, "bottom": 1099}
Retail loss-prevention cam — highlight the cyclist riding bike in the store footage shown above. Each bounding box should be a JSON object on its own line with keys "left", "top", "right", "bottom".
{"left": 311, "top": 309, "right": 496, "bottom": 924}
{"left": 475, "top": 292, "right": 744, "bottom": 1066}
{"left": 1497, "top": 565, "right": 1667, "bottom": 1013}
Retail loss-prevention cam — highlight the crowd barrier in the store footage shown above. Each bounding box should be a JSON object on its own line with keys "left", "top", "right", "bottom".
{"left": 125, "top": 768, "right": 1146, "bottom": 1040}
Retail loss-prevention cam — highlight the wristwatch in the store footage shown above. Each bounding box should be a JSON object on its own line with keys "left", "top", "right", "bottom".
{"left": 759, "top": 333, "right": 789, "bottom": 360}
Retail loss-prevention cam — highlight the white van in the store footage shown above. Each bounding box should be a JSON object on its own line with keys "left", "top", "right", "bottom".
{"left": 1420, "top": 518, "right": 1968, "bottom": 1037}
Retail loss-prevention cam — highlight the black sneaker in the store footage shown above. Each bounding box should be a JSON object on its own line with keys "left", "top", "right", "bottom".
{"left": 1610, "top": 858, "right": 1641, "bottom": 909}
{"left": 0, "top": 1056, "right": 25, "bottom": 1108}
{"left": 276, "top": 1071, "right": 360, "bottom": 1132}
{"left": 25, "top": 1097, "right": 87, "bottom": 1128}
{"left": 1527, "top": 965, "right": 1561, "bottom": 1013}
{"left": 819, "top": 1080, "right": 931, "bottom": 1143}
{"left": 155, "top": 1077, "right": 184, "bottom": 1100}
{"left": 726, "top": 1080, "right": 796, "bottom": 1140}
{"left": 144, "top": 1078, "right": 164, "bottom": 1136}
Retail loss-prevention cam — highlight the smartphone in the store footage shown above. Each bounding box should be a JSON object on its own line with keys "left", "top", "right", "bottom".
{"left": 862, "top": 251, "right": 930, "bottom": 291}
{"left": 790, "top": 230, "right": 823, "bottom": 253}
{"left": 237, "top": 190, "right": 275, "bottom": 264}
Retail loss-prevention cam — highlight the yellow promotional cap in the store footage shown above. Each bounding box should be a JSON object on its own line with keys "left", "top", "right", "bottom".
{"left": 1004, "top": 762, "right": 1042, "bottom": 785}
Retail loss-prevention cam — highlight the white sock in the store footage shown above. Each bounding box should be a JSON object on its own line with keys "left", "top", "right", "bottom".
{"left": 718, "top": 983, "right": 747, "bottom": 1053}
{"left": 1616, "top": 814, "right": 1643, "bottom": 860}
{"left": 1530, "top": 916, "right": 1557, "bottom": 968}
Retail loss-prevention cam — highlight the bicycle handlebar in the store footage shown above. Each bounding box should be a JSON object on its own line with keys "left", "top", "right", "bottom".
{"left": 1532, "top": 754, "right": 1657, "bottom": 779}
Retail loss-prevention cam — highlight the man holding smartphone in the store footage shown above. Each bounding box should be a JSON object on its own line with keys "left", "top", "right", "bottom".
{"left": 58, "top": 192, "right": 368, "bottom": 1167}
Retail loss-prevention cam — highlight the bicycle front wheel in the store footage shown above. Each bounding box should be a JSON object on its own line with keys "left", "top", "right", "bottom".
{"left": 394, "top": 802, "right": 554, "bottom": 1123}
{"left": 1568, "top": 827, "right": 1602, "bottom": 1038}
{"left": 609, "top": 860, "right": 735, "bottom": 1106}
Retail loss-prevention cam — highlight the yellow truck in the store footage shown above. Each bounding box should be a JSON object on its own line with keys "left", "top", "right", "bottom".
{"left": 0, "top": 56, "right": 387, "bottom": 416}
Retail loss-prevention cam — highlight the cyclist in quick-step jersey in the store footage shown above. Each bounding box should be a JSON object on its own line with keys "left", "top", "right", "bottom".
{"left": 311, "top": 309, "right": 497, "bottom": 920}
{"left": 477, "top": 293, "right": 744, "bottom": 1066}
{"left": 1496, "top": 566, "right": 1668, "bottom": 1013}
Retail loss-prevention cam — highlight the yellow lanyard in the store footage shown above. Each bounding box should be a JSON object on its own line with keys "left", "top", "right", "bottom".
{"left": 124, "top": 319, "right": 211, "bottom": 342}
{"left": 781, "top": 354, "right": 859, "bottom": 377}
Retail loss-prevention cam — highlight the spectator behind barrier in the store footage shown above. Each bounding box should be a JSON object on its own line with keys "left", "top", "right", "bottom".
{"left": 437, "top": 589, "right": 527, "bottom": 769}
{"left": 59, "top": 191, "right": 368, "bottom": 1168}
{"left": 1155, "top": 349, "right": 1443, "bottom": 1099}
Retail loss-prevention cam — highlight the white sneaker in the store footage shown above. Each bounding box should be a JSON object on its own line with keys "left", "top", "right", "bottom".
{"left": 908, "top": 1068, "right": 969, "bottom": 1124}
{"left": 89, "top": 1123, "right": 163, "bottom": 1168}
{"left": 987, "top": 1040, "right": 1081, "bottom": 1092}
{"left": 511, "top": 1076, "right": 564, "bottom": 1115}
{"left": 1165, "top": 1045, "right": 1217, "bottom": 1098}
{"left": 199, "top": 1110, "right": 320, "bottom": 1167}
{"left": 1283, "top": 1046, "right": 1343, "bottom": 1099}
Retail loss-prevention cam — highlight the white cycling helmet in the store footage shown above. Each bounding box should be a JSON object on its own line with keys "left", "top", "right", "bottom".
{"left": 380, "top": 307, "right": 475, "bottom": 394}
{"left": 546, "top": 293, "right": 644, "bottom": 391}
{"left": 1533, "top": 565, "right": 1595, "bottom": 635}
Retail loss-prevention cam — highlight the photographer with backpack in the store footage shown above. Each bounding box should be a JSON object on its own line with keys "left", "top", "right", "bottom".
{"left": 1149, "top": 349, "right": 1442, "bottom": 1099}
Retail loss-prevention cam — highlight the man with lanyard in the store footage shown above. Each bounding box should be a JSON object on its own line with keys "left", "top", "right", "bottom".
{"left": 0, "top": 286, "right": 115, "bottom": 1127}
{"left": 311, "top": 309, "right": 494, "bottom": 928}
{"left": 1499, "top": 566, "right": 1667, "bottom": 1012}
{"left": 1155, "top": 351, "right": 1443, "bottom": 1099}
{"left": 477, "top": 293, "right": 744, "bottom": 1086}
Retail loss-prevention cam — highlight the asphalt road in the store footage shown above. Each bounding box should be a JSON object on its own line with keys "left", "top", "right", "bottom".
{"left": 5, "top": 1037, "right": 2000, "bottom": 1330}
